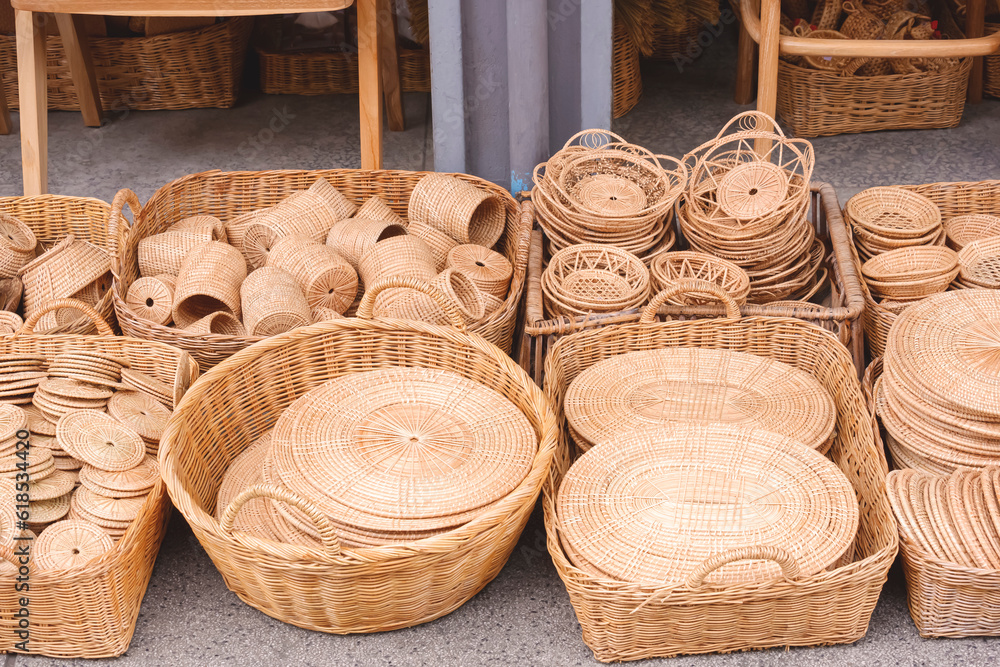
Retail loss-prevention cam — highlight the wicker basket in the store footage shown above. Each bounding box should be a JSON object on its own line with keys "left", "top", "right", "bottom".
{"left": 157, "top": 279, "right": 558, "bottom": 634}
{"left": 0, "top": 194, "right": 116, "bottom": 335}
{"left": 541, "top": 282, "right": 896, "bottom": 661}
{"left": 613, "top": 20, "right": 642, "bottom": 118}
{"left": 776, "top": 58, "right": 972, "bottom": 138}
{"left": 521, "top": 182, "right": 866, "bottom": 384}
{"left": 0, "top": 19, "right": 251, "bottom": 111}
{"left": 112, "top": 170, "right": 530, "bottom": 369}
{"left": 0, "top": 299, "right": 197, "bottom": 658}
{"left": 647, "top": 14, "right": 705, "bottom": 60}
{"left": 986, "top": 22, "right": 1000, "bottom": 98}
{"left": 258, "top": 45, "right": 431, "bottom": 95}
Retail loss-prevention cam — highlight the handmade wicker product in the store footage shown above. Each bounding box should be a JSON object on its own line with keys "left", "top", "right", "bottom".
{"left": 541, "top": 244, "right": 650, "bottom": 318}
{"left": 170, "top": 241, "right": 247, "bottom": 328}
{"left": 407, "top": 220, "right": 459, "bottom": 271}
{"left": 649, "top": 251, "right": 751, "bottom": 304}
{"left": 185, "top": 311, "right": 246, "bottom": 336}
{"left": 957, "top": 237, "right": 1000, "bottom": 288}
{"left": 612, "top": 20, "right": 642, "bottom": 118}
{"left": 240, "top": 267, "right": 312, "bottom": 337}
{"left": 860, "top": 246, "right": 959, "bottom": 300}
{"left": 446, "top": 244, "right": 513, "bottom": 299}
{"left": 125, "top": 276, "right": 174, "bottom": 326}
{"left": 541, "top": 280, "right": 896, "bottom": 661}
{"left": 137, "top": 227, "right": 218, "bottom": 278}
{"left": 408, "top": 174, "right": 506, "bottom": 248}
{"left": 158, "top": 278, "right": 558, "bottom": 634}
{"left": 113, "top": 170, "right": 530, "bottom": 369}
{"left": 357, "top": 234, "right": 436, "bottom": 288}
{"left": 325, "top": 217, "right": 407, "bottom": 270}
{"left": 846, "top": 187, "right": 944, "bottom": 261}
{"left": 944, "top": 214, "right": 1000, "bottom": 250}
{"left": 18, "top": 235, "right": 111, "bottom": 321}
{"left": 0, "top": 212, "right": 36, "bottom": 278}
{"left": 0, "top": 310, "right": 21, "bottom": 334}
{"left": 241, "top": 187, "right": 343, "bottom": 268}
{"left": 0, "top": 299, "right": 196, "bottom": 658}
{"left": 372, "top": 271, "right": 485, "bottom": 326}
{"left": 266, "top": 235, "right": 357, "bottom": 313}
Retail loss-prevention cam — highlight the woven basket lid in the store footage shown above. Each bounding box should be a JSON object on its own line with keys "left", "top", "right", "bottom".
{"left": 565, "top": 348, "right": 836, "bottom": 453}
{"left": 557, "top": 423, "right": 858, "bottom": 587}
{"left": 715, "top": 162, "right": 790, "bottom": 220}
{"left": 56, "top": 411, "right": 145, "bottom": 472}
{"left": 269, "top": 367, "right": 536, "bottom": 528}
{"left": 72, "top": 486, "right": 147, "bottom": 523}
{"left": 215, "top": 433, "right": 278, "bottom": 540}
{"left": 0, "top": 404, "right": 26, "bottom": 441}
{"left": 107, "top": 391, "right": 170, "bottom": 443}
{"left": 28, "top": 493, "right": 71, "bottom": 524}
{"left": 79, "top": 455, "right": 158, "bottom": 495}
{"left": 27, "top": 469, "right": 76, "bottom": 501}
{"left": 34, "top": 519, "right": 114, "bottom": 570}
{"left": 886, "top": 289, "right": 1000, "bottom": 421}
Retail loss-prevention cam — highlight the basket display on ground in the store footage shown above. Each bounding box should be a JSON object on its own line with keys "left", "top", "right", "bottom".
{"left": 541, "top": 288, "right": 895, "bottom": 662}
{"left": 112, "top": 169, "right": 531, "bottom": 370}
{"left": 157, "top": 292, "right": 558, "bottom": 634}
{"left": 0, "top": 299, "right": 197, "bottom": 658}
{"left": 0, "top": 19, "right": 252, "bottom": 111}
{"left": 521, "top": 182, "right": 865, "bottom": 385}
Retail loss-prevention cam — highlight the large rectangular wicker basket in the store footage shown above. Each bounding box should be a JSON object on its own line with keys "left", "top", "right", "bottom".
{"left": 776, "top": 58, "right": 972, "bottom": 138}
{"left": 258, "top": 45, "right": 430, "bottom": 95}
{"left": 0, "top": 18, "right": 252, "bottom": 111}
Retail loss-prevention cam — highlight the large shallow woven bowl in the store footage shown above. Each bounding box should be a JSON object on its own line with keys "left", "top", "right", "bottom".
{"left": 649, "top": 251, "right": 750, "bottom": 305}
{"left": 112, "top": 170, "right": 530, "bottom": 368}
{"left": 846, "top": 187, "right": 943, "bottom": 241}
{"left": 957, "top": 237, "right": 1000, "bottom": 289}
{"left": 158, "top": 279, "right": 558, "bottom": 634}
{"left": 541, "top": 279, "right": 896, "bottom": 661}
{"left": 0, "top": 299, "right": 196, "bottom": 658}
{"left": 541, "top": 244, "right": 650, "bottom": 318}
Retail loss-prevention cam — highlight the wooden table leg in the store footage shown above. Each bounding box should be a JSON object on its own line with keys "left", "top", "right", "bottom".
{"left": 0, "top": 78, "right": 11, "bottom": 135}
{"left": 15, "top": 9, "right": 47, "bottom": 195}
{"left": 755, "top": 0, "right": 781, "bottom": 154}
{"left": 357, "top": 0, "right": 384, "bottom": 170}
{"left": 54, "top": 13, "right": 104, "bottom": 127}
{"left": 966, "top": 0, "right": 986, "bottom": 103}
{"left": 379, "top": 0, "right": 405, "bottom": 132}
{"left": 735, "top": 10, "right": 758, "bottom": 105}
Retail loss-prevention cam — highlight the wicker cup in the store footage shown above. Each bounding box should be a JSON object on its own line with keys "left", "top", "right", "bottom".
{"left": 325, "top": 217, "right": 408, "bottom": 270}
{"left": 242, "top": 190, "right": 341, "bottom": 268}
{"left": 373, "top": 270, "right": 486, "bottom": 325}
{"left": 408, "top": 220, "right": 460, "bottom": 271}
{"left": 306, "top": 178, "right": 358, "bottom": 221}
{"left": 172, "top": 241, "right": 248, "bottom": 328}
{"left": 18, "top": 235, "right": 111, "bottom": 320}
{"left": 541, "top": 281, "right": 896, "bottom": 661}
{"left": 157, "top": 278, "right": 558, "bottom": 634}
{"left": 266, "top": 235, "right": 358, "bottom": 314}
{"left": 137, "top": 229, "right": 216, "bottom": 277}
{"left": 240, "top": 267, "right": 312, "bottom": 337}
{"left": 0, "top": 212, "right": 37, "bottom": 279}
{"left": 125, "top": 276, "right": 174, "bottom": 326}
{"left": 446, "top": 244, "right": 514, "bottom": 299}
{"left": 357, "top": 234, "right": 437, "bottom": 288}
{"left": 408, "top": 173, "right": 506, "bottom": 248}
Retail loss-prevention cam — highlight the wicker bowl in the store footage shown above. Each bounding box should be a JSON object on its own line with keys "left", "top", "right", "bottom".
{"left": 649, "top": 251, "right": 751, "bottom": 305}
{"left": 944, "top": 214, "right": 1000, "bottom": 250}
{"left": 861, "top": 246, "right": 959, "bottom": 282}
{"left": 541, "top": 244, "right": 650, "bottom": 318}
{"left": 957, "top": 237, "right": 1000, "bottom": 289}
{"left": 846, "top": 187, "right": 943, "bottom": 240}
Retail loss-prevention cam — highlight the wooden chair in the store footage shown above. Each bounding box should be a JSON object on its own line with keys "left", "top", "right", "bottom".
{"left": 734, "top": 0, "right": 1000, "bottom": 117}
{"left": 10, "top": 0, "right": 402, "bottom": 195}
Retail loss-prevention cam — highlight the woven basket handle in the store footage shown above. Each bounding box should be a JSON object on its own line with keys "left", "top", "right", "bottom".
{"left": 357, "top": 277, "right": 468, "bottom": 331}
{"left": 713, "top": 111, "right": 786, "bottom": 141}
{"left": 562, "top": 128, "right": 630, "bottom": 151}
{"left": 685, "top": 545, "right": 802, "bottom": 589}
{"left": 220, "top": 483, "right": 342, "bottom": 558}
{"left": 15, "top": 298, "right": 114, "bottom": 337}
{"left": 639, "top": 279, "right": 741, "bottom": 323}
{"left": 108, "top": 188, "right": 140, "bottom": 265}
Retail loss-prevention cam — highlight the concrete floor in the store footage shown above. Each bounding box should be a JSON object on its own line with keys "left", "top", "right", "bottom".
{"left": 1, "top": 27, "right": 999, "bottom": 667}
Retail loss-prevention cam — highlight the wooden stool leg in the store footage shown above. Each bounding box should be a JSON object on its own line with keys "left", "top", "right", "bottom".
{"left": 755, "top": 0, "right": 781, "bottom": 154}
{"left": 54, "top": 13, "right": 104, "bottom": 127}
{"left": 358, "top": 0, "right": 384, "bottom": 169}
{"left": 380, "top": 0, "right": 405, "bottom": 132}
{"left": 735, "top": 6, "right": 757, "bottom": 105}
{"left": 0, "top": 78, "right": 10, "bottom": 135}
{"left": 15, "top": 9, "right": 47, "bottom": 195}
{"left": 966, "top": 0, "right": 985, "bottom": 103}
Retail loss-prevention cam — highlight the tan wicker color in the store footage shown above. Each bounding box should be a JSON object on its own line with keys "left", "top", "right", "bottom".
{"left": 107, "top": 393, "right": 170, "bottom": 445}
{"left": 408, "top": 174, "right": 506, "bottom": 248}
{"left": 79, "top": 457, "right": 159, "bottom": 497}
{"left": 311, "top": 307, "right": 345, "bottom": 323}
{"left": 214, "top": 436, "right": 277, "bottom": 540}
{"left": 18, "top": 236, "right": 111, "bottom": 320}
{"left": 325, "top": 217, "right": 409, "bottom": 270}
{"left": 137, "top": 229, "right": 215, "bottom": 277}
{"left": 373, "top": 271, "right": 486, "bottom": 325}
{"left": 184, "top": 312, "right": 246, "bottom": 337}
{"left": 27, "top": 470, "right": 76, "bottom": 502}
{"left": 158, "top": 278, "right": 558, "bottom": 634}
{"left": 649, "top": 251, "right": 751, "bottom": 305}
{"left": 612, "top": 20, "right": 642, "bottom": 118}
{"left": 446, "top": 245, "right": 514, "bottom": 299}
{"left": 171, "top": 241, "right": 247, "bottom": 328}
{"left": 242, "top": 190, "right": 342, "bottom": 269}
{"left": 812, "top": 0, "right": 844, "bottom": 29}
{"left": 56, "top": 411, "right": 145, "bottom": 473}
{"left": 357, "top": 196, "right": 406, "bottom": 228}
{"left": 541, "top": 280, "right": 896, "bottom": 660}
{"left": 167, "top": 214, "right": 227, "bottom": 242}
{"left": 240, "top": 267, "right": 312, "bottom": 337}
{"left": 306, "top": 178, "right": 358, "bottom": 221}
{"left": 266, "top": 235, "right": 358, "bottom": 314}
{"left": 0, "top": 211, "right": 36, "bottom": 279}
{"left": 407, "top": 220, "right": 460, "bottom": 271}
{"left": 0, "top": 310, "right": 22, "bottom": 335}
{"left": 944, "top": 214, "right": 1000, "bottom": 249}
{"left": 793, "top": 25, "right": 869, "bottom": 73}
{"left": 542, "top": 244, "right": 650, "bottom": 318}
{"left": 957, "top": 237, "right": 1000, "bottom": 288}
{"left": 33, "top": 520, "right": 114, "bottom": 571}
{"left": 357, "top": 234, "right": 437, "bottom": 288}
{"left": 125, "top": 276, "right": 174, "bottom": 326}
{"left": 225, "top": 208, "right": 266, "bottom": 253}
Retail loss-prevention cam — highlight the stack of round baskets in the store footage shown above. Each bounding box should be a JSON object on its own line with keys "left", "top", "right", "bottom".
{"left": 956, "top": 237, "right": 1000, "bottom": 289}
{"left": 860, "top": 245, "right": 959, "bottom": 302}
{"left": 679, "top": 112, "right": 824, "bottom": 303}
{"left": 846, "top": 186, "right": 945, "bottom": 261}
{"left": 540, "top": 244, "right": 651, "bottom": 318}
{"left": 158, "top": 279, "right": 558, "bottom": 633}
{"left": 531, "top": 130, "right": 687, "bottom": 262}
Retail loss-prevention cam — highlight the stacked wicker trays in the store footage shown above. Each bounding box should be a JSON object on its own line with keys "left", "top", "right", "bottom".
{"left": 887, "top": 466, "right": 1000, "bottom": 638}
{"left": 542, "top": 281, "right": 895, "bottom": 661}
{"left": 113, "top": 169, "right": 531, "bottom": 369}
{"left": 0, "top": 299, "right": 195, "bottom": 658}
{"left": 158, "top": 280, "right": 557, "bottom": 633}
{"left": 876, "top": 289, "right": 1000, "bottom": 473}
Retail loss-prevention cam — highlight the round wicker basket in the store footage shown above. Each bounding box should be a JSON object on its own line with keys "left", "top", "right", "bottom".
{"left": 408, "top": 173, "right": 506, "bottom": 248}
{"left": 172, "top": 241, "right": 248, "bottom": 328}
{"left": 240, "top": 267, "right": 312, "bottom": 337}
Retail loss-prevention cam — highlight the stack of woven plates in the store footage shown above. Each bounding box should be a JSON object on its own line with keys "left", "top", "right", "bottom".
{"left": 887, "top": 467, "right": 1000, "bottom": 569}
{"left": 531, "top": 130, "right": 687, "bottom": 260}
{"left": 860, "top": 246, "right": 959, "bottom": 302}
{"left": 556, "top": 422, "right": 858, "bottom": 586}
{"left": 878, "top": 289, "right": 1000, "bottom": 473}
{"left": 541, "top": 244, "right": 651, "bottom": 318}
{"left": 564, "top": 348, "right": 837, "bottom": 454}
{"left": 956, "top": 237, "right": 1000, "bottom": 289}
{"left": 846, "top": 187, "right": 945, "bottom": 262}
{"left": 680, "top": 113, "right": 821, "bottom": 303}
{"left": 216, "top": 367, "right": 538, "bottom": 548}
{"left": 0, "top": 354, "right": 46, "bottom": 404}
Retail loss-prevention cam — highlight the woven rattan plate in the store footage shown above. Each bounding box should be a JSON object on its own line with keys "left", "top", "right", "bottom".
{"left": 79, "top": 455, "right": 158, "bottom": 494}
{"left": 0, "top": 404, "right": 26, "bottom": 442}
{"left": 107, "top": 391, "right": 171, "bottom": 442}
{"left": 215, "top": 434, "right": 278, "bottom": 540}
{"left": 28, "top": 470, "right": 76, "bottom": 501}
{"left": 72, "top": 486, "right": 147, "bottom": 523}
{"left": 34, "top": 520, "right": 114, "bottom": 570}
{"left": 716, "top": 162, "right": 789, "bottom": 221}
{"left": 28, "top": 493, "right": 71, "bottom": 524}
{"left": 56, "top": 411, "right": 145, "bottom": 472}
{"left": 269, "top": 367, "right": 537, "bottom": 529}
{"left": 557, "top": 423, "right": 858, "bottom": 587}
{"left": 564, "top": 348, "right": 836, "bottom": 453}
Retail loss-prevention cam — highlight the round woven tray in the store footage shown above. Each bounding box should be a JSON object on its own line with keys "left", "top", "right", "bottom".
{"left": 107, "top": 392, "right": 170, "bottom": 443}
{"left": 125, "top": 276, "right": 174, "bottom": 325}
{"left": 56, "top": 410, "right": 145, "bottom": 472}
{"left": 649, "top": 251, "right": 751, "bottom": 305}
{"left": 34, "top": 519, "right": 114, "bottom": 570}
{"left": 564, "top": 347, "right": 836, "bottom": 453}
{"left": 944, "top": 214, "right": 1000, "bottom": 250}
{"left": 556, "top": 422, "right": 858, "bottom": 587}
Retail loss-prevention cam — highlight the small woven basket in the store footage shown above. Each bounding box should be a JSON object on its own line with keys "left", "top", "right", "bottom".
{"left": 372, "top": 271, "right": 486, "bottom": 325}
{"left": 168, "top": 214, "right": 227, "bottom": 242}
{"left": 225, "top": 209, "right": 265, "bottom": 252}
{"left": 541, "top": 244, "right": 650, "bottom": 318}
{"left": 446, "top": 244, "right": 514, "bottom": 299}
{"left": 357, "top": 234, "right": 437, "bottom": 288}
{"left": 242, "top": 190, "right": 340, "bottom": 268}
{"left": 0, "top": 212, "right": 36, "bottom": 278}
{"left": 125, "top": 276, "right": 174, "bottom": 326}
{"left": 408, "top": 174, "right": 506, "bottom": 248}
{"left": 137, "top": 228, "right": 216, "bottom": 277}
{"left": 171, "top": 241, "right": 247, "bottom": 328}
{"left": 408, "top": 220, "right": 460, "bottom": 271}
{"left": 841, "top": 1, "right": 886, "bottom": 38}
{"left": 240, "top": 266, "right": 312, "bottom": 337}
{"left": 266, "top": 235, "right": 358, "bottom": 313}
{"left": 185, "top": 311, "right": 246, "bottom": 336}
{"left": 957, "top": 237, "right": 1000, "bottom": 288}
{"left": 944, "top": 214, "right": 1000, "bottom": 249}
{"left": 325, "top": 217, "right": 408, "bottom": 269}
{"left": 812, "top": 0, "right": 844, "bottom": 29}
{"left": 18, "top": 235, "right": 111, "bottom": 320}
{"left": 357, "top": 196, "right": 406, "bottom": 228}
{"left": 649, "top": 251, "right": 751, "bottom": 305}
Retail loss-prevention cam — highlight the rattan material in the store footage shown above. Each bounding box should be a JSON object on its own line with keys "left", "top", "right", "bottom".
{"left": 33, "top": 520, "right": 114, "bottom": 571}
{"left": 541, "top": 244, "right": 650, "bottom": 318}
{"left": 944, "top": 214, "right": 1000, "bottom": 250}
{"left": 18, "top": 235, "right": 111, "bottom": 320}
{"left": 125, "top": 276, "right": 174, "bottom": 325}
{"left": 325, "top": 218, "right": 408, "bottom": 270}
{"left": 357, "top": 196, "right": 406, "bottom": 228}
{"left": 409, "top": 174, "right": 506, "bottom": 248}
{"left": 305, "top": 178, "right": 358, "bottom": 221}
{"left": 28, "top": 493, "right": 71, "bottom": 525}
{"left": 957, "top": 237, "right": 1000, "bottom": 288}
{"left": 357, "top": 234, "right": 437, "bottom": 288}
{"left": 371, "top": 271, "right": 486, "bottom": 325}
{"left": 0, "top": 404, "right": 27, "bottom": 441}
{"left": 225, "top": 209, "right": 265, "bottom": 254}
{"left": 812, "top": 0, "right": 844, "bottom": 29}
{"left": 407, "top": 220, "right": 460, "bottom": 271}
{"left": 611, "top": 19, "right": 642, "bottom": 118}
{"left": 557, "top": 422, "right": 857, "bottom": 586}
{"left": 27, "top": 470, "right": 76, "bottom": 502}
{"left": 214, "top": 434, "right": 277, "bottom": 540}
{"left": 0, "top": 310, "right": 21, "bottom": 335}
{"left": 56, "top": 411, "right": 145, "bottom": 473}
{"left": 167, "top": 214, "right": 227, "bottom": 241}
{"left": 266, "top": 235, "right": 358, "bottom": 314}
{"left": 0, "top": 212, "right": 36, "bottom": 279}
{"left": 446, "top": 245, "right": 514, "bottom": 299}
{"left": 184, "top": 311, "right": 246, "bottom": 336}
{"left": 847, "top": 187, "right": 943, "bottom": 241}
{"left": 311, "top": 306, "right": 345, "bottom": 322}
{"left": 171, "top": 241, "right": 247, "bottom": 328}
{"left": 137, "top": 229, "right": 215, "bottom": 277}
{"left": 73, "top": 487, "right": 148, "bottom": 524}
{"left": 242, "top": 190, "right": 342, "bottom": 269}
{"left": 107, "top": 393, "right": 170, "bottom": 444}
{"left": 793, "top": 25, "right": 869, "bottom": 73}
{"left": 79, "top": 456, "right": 159, "bottom": 495}
{"left": 240, "top": 267, "right": 311, "bottom": 337}
{"left": 649, "top": 251, "right": 751, "bottom": 305}
{"left": 564, "top": 347, "right": 836, "bottom": 453}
